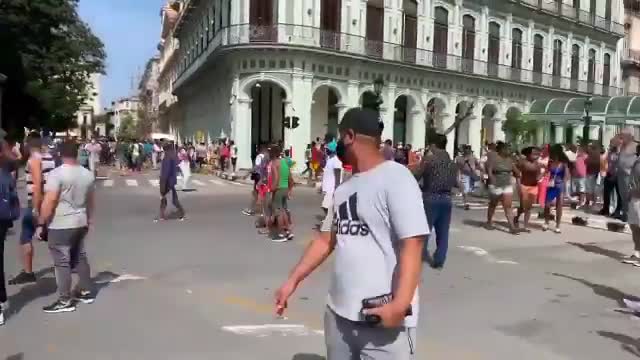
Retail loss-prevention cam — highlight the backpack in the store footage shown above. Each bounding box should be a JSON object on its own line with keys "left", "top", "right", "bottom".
{"left": 0, "top": 169, "right": 20, "bottom": 222}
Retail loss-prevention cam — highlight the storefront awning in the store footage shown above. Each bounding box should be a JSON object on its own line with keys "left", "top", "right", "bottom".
{"left": 526, "top": 96, "right": 640, "bottom": 125}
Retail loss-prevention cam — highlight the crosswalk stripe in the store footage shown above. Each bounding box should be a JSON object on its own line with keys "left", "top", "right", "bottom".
{"left": 209, "top": 179, "right": 226, "bottom": 186}
{"left": 103, "top": 180, "right": 114, "bottom": 187}
{"left": 192, "top": 179, "right": 205, "bottom": 186}
{"left": 149, "top": 179, "right": 160, "bottom": 187}
{"left": 126, "top": 179, "right": 138, "bottom": 187}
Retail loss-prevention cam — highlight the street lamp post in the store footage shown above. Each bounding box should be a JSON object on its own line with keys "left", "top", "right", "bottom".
{"left": 582, "top": 97, "right": 593, "bottom": 145}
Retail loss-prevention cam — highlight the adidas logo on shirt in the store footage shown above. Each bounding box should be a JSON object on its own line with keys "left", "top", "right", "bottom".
{"left": 333, "top": 193, "right": 371, "bottom": 236}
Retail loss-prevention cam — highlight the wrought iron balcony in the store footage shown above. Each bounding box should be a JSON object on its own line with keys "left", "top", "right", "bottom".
{"left": 175, "top": 23, "right": 623, "bottom": 96}
{"left": 512, "top": 0, "right": 624, "bottom": 35}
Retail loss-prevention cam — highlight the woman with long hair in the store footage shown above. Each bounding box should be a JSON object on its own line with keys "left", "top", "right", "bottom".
{"left": 486, "top": 141, "right": 521, "bottom": 234}
{"left": 543, "top": 144, "right": 571, "bottom": 233}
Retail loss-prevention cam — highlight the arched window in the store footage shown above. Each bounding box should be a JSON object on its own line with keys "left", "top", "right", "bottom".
{"left": 433, "top": 7, "right": 449, "bottom": 68}
{"left": 553, "top": 39, "right": 563, "bottom": 77}
{"left": 462, "top": 15, "right": 475, "bottom": 73}
{"left": 603, "top": 53, "right": 611, "bottom": 87}
{"left": 511, "top": 28, "right": 523, "bottom": 69}
{"left": 571, "top": 44, "right": 580, "bottom": 80}
{"left": 533, "top": 34, "right": 544, "bottom": 73}
{"left": 588, "top": 49, "right": 596, "bottom": 82}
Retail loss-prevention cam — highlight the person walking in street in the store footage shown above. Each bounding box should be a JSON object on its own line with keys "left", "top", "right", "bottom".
{"left": 585, "top": 143, "right": 604, "bottom": 209}
{"left": 415, "top": 133, "right": 458, "bottom": 269}
{"left": 601, "top": 136, "right": 622, "bottom": 217}
{"left": 320, "top": 140, "right": 342, "bottom": 216}
{"left": 219, "top": 141, "right": 229, "bottom": 172}
{"left": 85, "top": 138, "right": 101, "bottom": 177}
{"left": 456, "top": 145, "right": 479, "bottom": 210}
{"left": 542, "top": 144, "right": 571, "bottom": 233}
{"left": 572, "top": 145, "right": 588, "bottom": 209}
{"left": 622, "top": 154, "right": 640, "bottom": 264}
{"left": 178, "top": 146, "right": 191, "bottom": 190}
{"left": 310, "top": 141, "right": 322, "bottom": 182}
{"left": 301, "top": 144, "right": 312, "bottom": 178}
{"left": 152, "top": 140, "right": 162, "bottom": 170}
{"left": 156, "top": 144, "right": 185, "bottom": 222}
{"left": 9, "top": 133, "right": 56, "bottom": 286}
{"left": 269, "top": 145, "right": 294, "bottom": 242}
{"left": 37, "top": 141, "right": 95, "bottom": 313}
{"left": 617, "top": 131, "right": 637, "bottom": 222}
{"left": 485, "top": 141, "right": 520, "bottom": 234}
{"left": 243, "top": 144, "right": 268, "bottom": 217}
{"left": 514, "top": 147, "right": 541, "bottom": 232}
{"left": 229, "top": 140, "right": 238, "bottom": 174}
{"left": 275, "top": 108, "right": 428, "bottom": 359}
{"left": 0, "top": 140, "right": 20, "bottom": 325}
{"left": 196, "top": 142, "right": 207, "bottom": 170}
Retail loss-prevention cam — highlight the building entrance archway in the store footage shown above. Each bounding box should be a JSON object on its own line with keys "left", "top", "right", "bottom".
{"left": 481, "top": 103, "right": 499, "bottom": 144}
{"left": 311, "top": 85, "right": 340, "bottom": 143}
{"left": 250, "top": 81, "right": 287, "bottom": 159}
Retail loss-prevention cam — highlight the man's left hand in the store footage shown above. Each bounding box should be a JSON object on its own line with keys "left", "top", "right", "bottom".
{"left": 362, "top": 302, "right": 409, "bottom": 328}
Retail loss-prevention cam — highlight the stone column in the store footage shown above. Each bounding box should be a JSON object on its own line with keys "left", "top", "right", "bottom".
{"left": 288, "top": 74, "right": 313, "bottom": 172}
{"left": 381, "top": 84, "right": 397, "bottom": 142}
{"left": 444, "top": 95, "right": 458, "bottom": 156}
{"left": 469, "top": 99, "right": 483, "bottom": 156}
{"left": 554, "top": 124, "right": 565, "bottom": 144}
{"left": 493, "top": 105, "right": 506, "bottom": 142}
{"left": 336, "top": 104, "right": 349, "bottom": 123}
{"left": 233, "top": 98, "right": 253, "bottom": 170}
{"left": 407, "top": 109, "right": 426, "bottom": 150}
{"left": 347, "top": 80, "right": 360, "bottom": 108}
{"left": 573, "top": 124, "right": 583, "bottom": 144}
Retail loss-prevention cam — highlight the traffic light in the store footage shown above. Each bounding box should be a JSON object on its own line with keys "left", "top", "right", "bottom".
{"left": 291, "top": 116, "right": 300, "bottom": 129}
{"left": 283, "top": 116, "right": 291, "bottom": 128}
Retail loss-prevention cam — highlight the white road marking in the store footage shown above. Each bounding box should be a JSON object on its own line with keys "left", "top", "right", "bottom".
{"left": 221, "top": 324, "right": 323, "bottom": 337}
{"left": 95, "top": 273, "right": 147, "bottom": 284}
{"left": 192, "top": 179, "right": 205, "bottom": 186}
{"left": 103, "top": 180, "right": 114, "bottom": 187}
{"left": 457, "top": 246, "right": 518, "bottom": 265}
{"left": 126, "top": 179, "right": 138, "bottom": 187}
{"left": 149, "top": 179, "right": 160, "bottom": 187}
{"left": 209, "top": 179, "right": 226, "bottom": 186}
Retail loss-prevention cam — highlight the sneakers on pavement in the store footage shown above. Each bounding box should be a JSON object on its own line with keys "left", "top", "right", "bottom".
{"left": 271, "top": 234, "right": 290, "bottom": 243}
{"left": 242, "top": 209, "right": 255, "bottom": 216}
{"left": 624, "top": 298, "right": 640, "bottom": 312}
{"left": 8, "top": 271, "right": 36, "bottom": 285}
{"left": 43, "top": 299, "right": 76, "bottom": 314}
{"left": 0, "top": 303, "right": 5, "bottom": 326}
{"left": 73, "top": 290, "right": 95, "bottom": 304}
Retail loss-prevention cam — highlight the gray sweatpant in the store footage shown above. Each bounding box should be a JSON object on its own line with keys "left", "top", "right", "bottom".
{"left": 48, "top": 227, "right": 93, "bottom": 301}
{"left": 324, "top": 307, "right": 417, "bottom": 360}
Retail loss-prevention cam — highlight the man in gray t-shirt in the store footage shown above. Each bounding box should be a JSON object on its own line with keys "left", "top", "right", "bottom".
{"left": 37, "top": 141, "right": 96, "bottom": 314}
{"left": 275, "top": 108, "right": 429, "bottom": 359}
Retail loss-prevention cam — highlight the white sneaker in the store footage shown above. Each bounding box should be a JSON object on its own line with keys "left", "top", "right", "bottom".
{"left": 0, "top": 304, "right": 5, "bottom": 326}
{"left": 624, "top": 299, "right": 640, "bottom": 312}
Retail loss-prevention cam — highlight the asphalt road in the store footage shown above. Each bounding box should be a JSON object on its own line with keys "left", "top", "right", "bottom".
{"left": 1, "top": 170, "right": 640, "bottom": 359}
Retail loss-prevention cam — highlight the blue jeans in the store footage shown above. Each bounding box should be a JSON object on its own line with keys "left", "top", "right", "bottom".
{"left": 423, "top": 195, "right": 453, "bottom": 266}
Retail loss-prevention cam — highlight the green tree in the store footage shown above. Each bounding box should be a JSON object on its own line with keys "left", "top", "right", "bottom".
{"left": 0, "top": 0, "right": 106, "bottom": 133}
{"left": 117, "top": 114, "right": 137, "bottom": 141}
{"left": 502, "top": 108, "right": 538, "bottom": 149}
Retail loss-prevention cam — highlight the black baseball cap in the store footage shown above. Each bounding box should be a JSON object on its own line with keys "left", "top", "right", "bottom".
{"left": 339, "top": 108, "right": 384, "bottom": 137}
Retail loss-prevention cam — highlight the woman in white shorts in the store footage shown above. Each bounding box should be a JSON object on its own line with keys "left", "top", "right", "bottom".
{"left": 485, "top": 142, "right": 520, "bottom": 234}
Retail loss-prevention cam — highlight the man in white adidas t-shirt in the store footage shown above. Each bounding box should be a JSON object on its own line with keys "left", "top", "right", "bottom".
{"left": 275, "top": 108, "right": 429, "bottom": 359}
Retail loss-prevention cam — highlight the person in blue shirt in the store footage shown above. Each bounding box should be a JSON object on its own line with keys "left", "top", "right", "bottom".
{"left": 156, "top": 144, "right": 185, "bottom": 222}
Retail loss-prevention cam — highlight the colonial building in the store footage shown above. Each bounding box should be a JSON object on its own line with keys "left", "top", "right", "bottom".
{"left": 108, "top": 97, "right": 141, "bottom": 134}
{"left": 71, "top": 74, "right": 102, "bottom": 138}
{"left": 623, "top": 0, "right": 640, "bottom": 94}
{"left": 139, "top": 56, "right": 161, "bottom": 133}
{"left": 157, "top": 1, "right": 184, "bottom": 138}
{"left": 170, "top": 0, "right": 624, "bottom": 170}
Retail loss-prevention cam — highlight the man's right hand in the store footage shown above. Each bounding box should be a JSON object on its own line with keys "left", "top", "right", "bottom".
{"left": 274, "top": 278, "right": 298, "bottom": 316}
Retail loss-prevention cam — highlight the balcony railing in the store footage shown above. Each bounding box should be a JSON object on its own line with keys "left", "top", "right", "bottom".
{"left": 511, "top": 0, "right": 624, "bottom": 35}
{"left": 623, "top": 48, "right": 640, "bottom": 63}
{"left": 175, "top": 24, "right": 623, "bottom": 96}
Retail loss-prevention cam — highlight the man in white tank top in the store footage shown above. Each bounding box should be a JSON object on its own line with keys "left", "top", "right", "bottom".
{"left": 8, "top": 133, "right": 56, "bottom": 286}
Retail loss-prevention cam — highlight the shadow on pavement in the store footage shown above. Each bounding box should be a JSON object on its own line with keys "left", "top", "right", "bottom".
{"left": 6, "top": 267, "right": 55, "bottom": 319}
{"left": 5, "top": 353, "right": 24, "bottom": 360}
{"left": 462, "top": 219, "right": 513, "bottom": 234}
{"left": 567, "top": 242, "right": 626, "bottom": 261}
{"left": 551, "top": 273, "right": 640, "bottom": 307}
{"left": 597, "top": 330, "right": 640, "bottom": 357}
{"left": 7, "top": 269, "right": 118, "bottom": 320}
{"left": 292, "top": 354, "right": 325, "bottom": 360}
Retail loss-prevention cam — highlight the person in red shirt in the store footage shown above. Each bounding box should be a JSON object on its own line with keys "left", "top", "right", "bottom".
{"left": 310, "top": 141, "right": 321, "bottom": 181}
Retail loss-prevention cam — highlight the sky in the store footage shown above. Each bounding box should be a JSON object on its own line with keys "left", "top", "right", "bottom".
{"left": 78, "top": 0, "right": 166, "bottom": 109}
